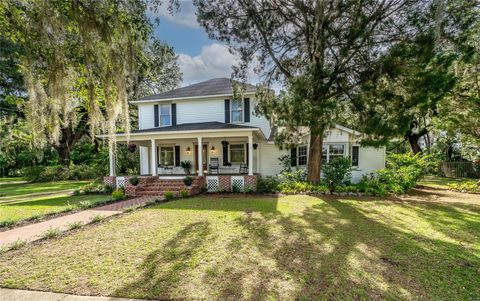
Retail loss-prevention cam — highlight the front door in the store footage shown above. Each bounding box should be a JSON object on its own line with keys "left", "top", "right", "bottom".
{"left": 194, "top": 144, "right": 208, "bottom": 173}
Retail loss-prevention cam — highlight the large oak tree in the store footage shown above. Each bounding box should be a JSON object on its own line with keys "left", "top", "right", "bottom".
{"left": 195, "top": 0, "right": 425, "bottom": 183}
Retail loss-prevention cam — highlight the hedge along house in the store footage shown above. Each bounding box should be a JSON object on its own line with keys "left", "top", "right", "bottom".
{"left": 100, "top": 78, "right": 385, "bottom": 195}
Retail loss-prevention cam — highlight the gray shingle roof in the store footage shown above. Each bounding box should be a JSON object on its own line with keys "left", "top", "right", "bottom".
{"left": 134, "top": 78, "right": 258, "bottom": 102}
{"left": 129, "top": 122, "right": 258, "bottom": 134}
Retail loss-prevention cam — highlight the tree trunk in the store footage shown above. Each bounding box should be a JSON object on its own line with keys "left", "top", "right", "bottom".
{"left": 307, "top": 132, "right": 323, "bottom": 183}
{"left": 54, "top": 144, "right": 72, "bottom": 166}
{"left": 405, "top": 127, "right": 428, "bottom": 155}
{"left": 407, "top": 133, "right": 423, "bottom": 155}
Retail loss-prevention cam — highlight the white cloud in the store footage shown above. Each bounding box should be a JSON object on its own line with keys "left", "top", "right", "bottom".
{"left": 178, "top": 43, "right": 237, "bottom": 85}
{"left": 153, "top": 0, "right": 199, "bottom": 29}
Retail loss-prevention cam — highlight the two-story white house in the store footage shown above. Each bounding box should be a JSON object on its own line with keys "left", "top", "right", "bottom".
{"left": 104, "top": 78, "right": 385, "bottom": 193}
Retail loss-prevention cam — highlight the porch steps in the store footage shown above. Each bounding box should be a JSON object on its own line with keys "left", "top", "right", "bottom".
{"left": 135, "top": 178, "right": 200, "bottom": 197}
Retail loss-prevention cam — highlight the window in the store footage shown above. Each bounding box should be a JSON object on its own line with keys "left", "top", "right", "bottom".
{"left": 351, "top": 145, "right": 359, "bottom": 166}
{"left": 329, "top": 144, "right": 345, "bottom": 161}
{"left": 160, "top": 104, "right": 171, "bottom": 126}
{"left": 322, "top": 145, "right": 328, "bottom": 163}
{"left": 159, "top": 146, "right": 174, "bottom": 166}
{"left": 230, "top": 144, "right": 245, "bottom": 163}
{"left": 231, "top": 99, "right": 243, "bottom": 123}
{"left": 298, "top": 145, "right": 307, "bottom": 166}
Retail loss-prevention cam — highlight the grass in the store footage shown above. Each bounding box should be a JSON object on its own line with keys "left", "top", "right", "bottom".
{"left": 0, "top": 180, "right": 89, "bottom": 199}
{"left": 418, "top": 175, "right": 474, "bottom": 189}
{"left": 0, "top": 191, "right": 478, "bottom": 300}
{"left": 0, "top": 194, "right": 111, "bottom": 227}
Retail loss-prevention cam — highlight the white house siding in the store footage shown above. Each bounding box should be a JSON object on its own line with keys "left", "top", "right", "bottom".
{"left": 351, "top": 146, "right": 386, "bottom": 183}
{"left": 176, "top": 97, "right": 225, "bottom": 124}
{"left": 138, "top": 104, "right": 155, "bottom": 130}
{"left": 248, "top": 98, "right": 271, "bottom": 138}
{"left": 258, "top": 142, "right": 289, "bottom": 176}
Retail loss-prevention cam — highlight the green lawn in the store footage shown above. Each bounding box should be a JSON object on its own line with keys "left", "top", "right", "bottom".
{"left": 418, "top": 175, "right": 473, "bottom": 189}
{"left": 0, "top": 191, "right": 478, "bottom": 300}
{"left": 0, "top": 180, "right": 89, "bottom": 199}
{"left": 0, "top": 194, "right": 112, "bottom": 227}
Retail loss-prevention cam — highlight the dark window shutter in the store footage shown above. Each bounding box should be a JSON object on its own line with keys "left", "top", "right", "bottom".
{"left": 154, "top": 104, "right": 159, "bottom": 127}
{"left": 246, "top": 143, "right": 249, "bottom": 164}
{"left": 222, "top": 141, "right": 229, "bottom": 166}
{"left": 244, "top": 98, "right": 250, "bottom": 122}
{"left": 352, "top": 146, "right": 359, "bottom": 166}
{"left": 171, "top": 103, "right": 177, "bottom": 126}
{"left": 175, "top": 145, "right": 180, "bottom": 167}
{"left": 290, "top": 148, "right": 297, "bottom": 167}
{"left": 224, "top": 99, "right": 230, "bottom": 123}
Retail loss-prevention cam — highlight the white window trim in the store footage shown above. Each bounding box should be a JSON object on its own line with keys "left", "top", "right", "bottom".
{"left": 322, "top": 143, "right": 347, "bottom": 162}
{"left": 228, "top": 143, "right": 246, "bottom": 164}
{"left": 230, "top": 99, "right": 244, "bottom": 123}
{"left": 158, "top": 145, "right": 176, "bottom": 167}
{"left": 297, "top": 145, "right": 308, "bottom": 166}
{"left": 159, "top": 103, "right": 172, "bottom": 127}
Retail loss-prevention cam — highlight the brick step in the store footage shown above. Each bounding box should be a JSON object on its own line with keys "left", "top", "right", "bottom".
{"left": 141, "top": 185, "right": 186, "bottom": 190}
{"left": 139, "top": 188, "right": 184, "bottom": 192}
{"left": 136, "top": 191, "right": 167, "bottom": 196}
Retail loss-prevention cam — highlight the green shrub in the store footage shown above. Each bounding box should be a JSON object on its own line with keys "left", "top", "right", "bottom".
{"left": 111, "top": 188, "right": 125, "bottom": 200}
{"left": 90, "top": 214, "right": 106, "bottom": 223}
{"left": 78, "top": 200, "right": 93, "bottom": 209}
{"left": 180, "top": 189, "right": 189, "bottom": 197}
{"left": 257, "top": 176, "right": 280, "bottom": 193}
{"left": 9, "top": 239, "right": 27, "bottom": 251}
{"left": 43, "top": 227, "right": 62, "bottom": 239}
{"left": 22, "top": 164, "right": 103, "bottom": 182}
{"left": 164, "top": 191, "right": 174, "bottom": 200}
{"left": 104, "top": 184, "right": 115, "bottom": 194}
{"left": 183, "top": 176, "right": 193, "bottom": 186}
{"left": 358, "top": 153, "right": 429, "bottom": 195}
{"left": 278, "top": 181, "right": 329, "bottom": 194}
{"left": 322, "top": 158, "right": 354, "bottom": 192}
{"left": 0, "top": 219, "right": 15, "bottom": 228}
{"left": 67, "top": 221, "right": 83, "bottom": 230}
{"left": 72, "top": 189, "right": 82, "bottom": 196}
{"left": 449, "top": 181, "right": 480, "bottom": 193}
{"left": 278, "top": 169, "right": 307, "bottom": 184}
{"left": 81, "top": 182, "right": 106, "bottom": 194}
{"left": 129, "top": 176, "right": 139, "bottom": 186}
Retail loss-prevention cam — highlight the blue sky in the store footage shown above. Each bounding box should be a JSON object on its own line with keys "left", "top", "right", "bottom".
{"left": 151, "top": 0, "right": 244, "bottom": 86}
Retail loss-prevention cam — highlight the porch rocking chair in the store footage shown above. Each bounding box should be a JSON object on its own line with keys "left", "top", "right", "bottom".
{"left": 239, "top": 163, "right": 249, "bottom": 174}
{"left": 209, "top": 157, "right": 219, "bottom": 174}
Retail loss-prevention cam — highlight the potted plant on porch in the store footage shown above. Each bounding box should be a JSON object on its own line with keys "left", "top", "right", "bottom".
{"left": 180, "top": 160, "right": 192, "bottom": 175}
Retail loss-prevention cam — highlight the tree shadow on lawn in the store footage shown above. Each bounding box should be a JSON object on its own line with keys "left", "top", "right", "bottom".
{"left": 113, "top": 195, "right": 480, "bottom": 300}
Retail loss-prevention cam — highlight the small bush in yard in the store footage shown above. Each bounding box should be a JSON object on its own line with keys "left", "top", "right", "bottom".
{"left": 43, "top": 227, "right": 62, "bottom": 239}
{"left": 78, "top": 200, "right": 93, "bottom": 209}
{"left": 111, "top": 188, "right": 125, "bottom": 200}
{"left": 257, "top": 176, "right": 280, "bottom": 193}
{"left": 0, "top": 219, "right": 15, "bottom": 228}
{"left": 67, "top": 221, "right": 83, "bottom": 230}
{"left": 449, "top": 181, "right": 480, "bottom": 193}
{"left": 180, "top": 189, "right": 189, "bottom": 197}
{"left": 9, "top": 239, "right": 27, "bottom": 251}
{"left": 322, "top": 157, "right": 354, "bottom": 192}
{"left": 90, "top": 214, "right": 106, "bottom": 223}
{"left": 164, "top": 191, "right": 174, "bottom": 200}
{"left": 104, "top": 184, "right": 115, "bottom": 194}
{"left": 129, "top": 176, "right": 139, "bottom": 186}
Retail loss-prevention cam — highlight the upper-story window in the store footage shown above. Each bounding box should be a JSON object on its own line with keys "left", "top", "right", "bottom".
{"left": 160, "top": 104, "right": 171, "bottom": 126}
{"left": 231, "top": 99, "right": 243, "bottom": 123}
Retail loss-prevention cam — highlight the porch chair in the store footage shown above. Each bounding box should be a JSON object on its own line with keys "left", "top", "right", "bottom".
{"left": 209, "top": 157, "right": 219, "bottom": 174}
{"left": 239, "top": 163, "right": 249, "bottom": 174}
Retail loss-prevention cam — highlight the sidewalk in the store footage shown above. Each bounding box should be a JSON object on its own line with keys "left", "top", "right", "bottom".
{"left": 0, "top": 196, "right": 158, "bottom": 247}
{"left": 0, "top": 288, "right": 147, "bottom": 301}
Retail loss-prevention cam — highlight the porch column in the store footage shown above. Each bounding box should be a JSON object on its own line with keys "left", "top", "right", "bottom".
{"left": 150, "top": 139, "right": 157, "bottom": 176}
{"left": 248, "top": 135, "right": 253, "bottom": 176}
{"left": 109, "top": 144, "right": 116, "bottom": 176}
{"left": 197, "top": 137, "right": 203, "bottom": 176}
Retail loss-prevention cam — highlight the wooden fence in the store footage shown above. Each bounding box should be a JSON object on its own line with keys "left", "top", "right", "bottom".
{"left": 438, "top": 161, "right": 480, "bottom": 179}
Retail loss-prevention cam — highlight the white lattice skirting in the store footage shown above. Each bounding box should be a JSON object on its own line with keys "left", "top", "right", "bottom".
{"left": 206, "top": 176, "right": 219, "bottom": 192}
{"left": 231, "top": 176, "right": 245, "bottom": 192}
{"left": 116, "top": 176, "right": 126, "bottom": 188}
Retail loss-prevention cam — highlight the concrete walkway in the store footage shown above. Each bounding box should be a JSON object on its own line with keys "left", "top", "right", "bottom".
{"left": 0, "top": 196, "right": 158, "bottom": 247}
{"left": 0, "top": 288, "right": 147, "bottom": 300}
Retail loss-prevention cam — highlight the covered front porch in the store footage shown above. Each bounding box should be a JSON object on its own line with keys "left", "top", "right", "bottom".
{"left": 106, "top": 125, "right": 264, "bottom": 178}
